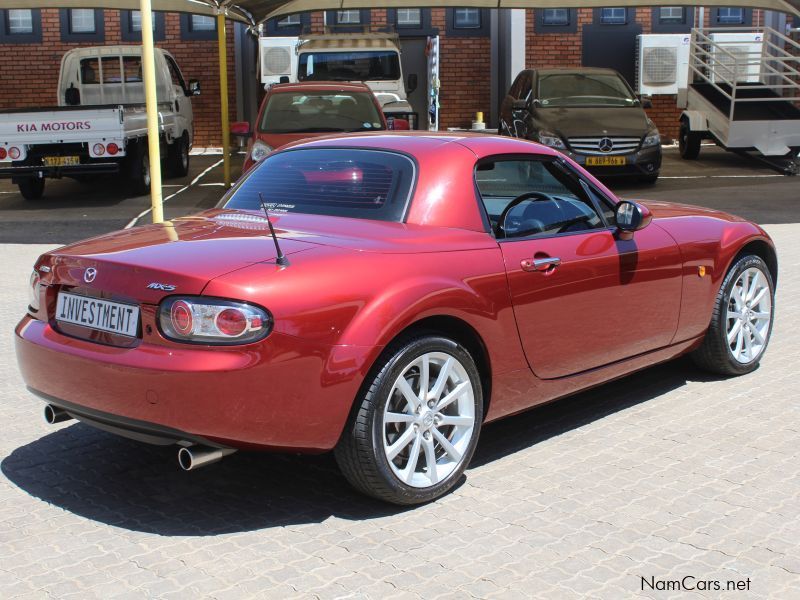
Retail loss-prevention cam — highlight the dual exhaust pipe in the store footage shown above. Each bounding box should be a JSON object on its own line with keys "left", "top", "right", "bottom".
{"left": 43, "top": 403, "right": 235, "bottom": 470}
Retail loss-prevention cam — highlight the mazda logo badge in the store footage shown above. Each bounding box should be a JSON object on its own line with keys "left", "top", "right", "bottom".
{"left": 84, "top": 268, "right": 97, "bottom": 283}
{"left": 598, "top": 137, "right": 614, "bottom": 153}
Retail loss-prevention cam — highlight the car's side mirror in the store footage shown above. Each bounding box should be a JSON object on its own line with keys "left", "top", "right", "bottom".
{"left": 615, "top": 201, "right": 652, "bottom": 240}
{"left": 230, "top": 121, "right": 251, "bottom": 138}
{"left": 406, "top": 73, "right": 418, "bottom": 95}
{"left": 188, "top": 79, "right": 201, "bottom": 96}
{"left": 639, "top": 95, "right": 652, "bottom": 109}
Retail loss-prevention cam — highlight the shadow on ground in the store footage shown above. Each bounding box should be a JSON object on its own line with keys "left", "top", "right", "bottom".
{"left": 2, "top": 357, "right": 720, "bottom": 535}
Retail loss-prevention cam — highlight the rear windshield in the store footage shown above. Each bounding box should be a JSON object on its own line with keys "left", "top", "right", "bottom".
{"left": 538, "top": 73, "right": 637, "bottom": 107}
{"left": 259, "top": 91, "right": 384, "bottom": 134}
{"left": 298, "top": 51, "right": 401, "bottom": 82}
{"left": 222, "top": 148, "right": 415, "bottom": 222}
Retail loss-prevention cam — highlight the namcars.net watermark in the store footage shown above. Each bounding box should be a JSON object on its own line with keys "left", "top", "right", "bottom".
{"left": 641, "top": 575, "right": 751, "bottom": 592}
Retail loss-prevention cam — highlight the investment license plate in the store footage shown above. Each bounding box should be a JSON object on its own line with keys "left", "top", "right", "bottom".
{"left": 43, "top": 156, "right": 80, "bottom": 167}
{"left": 56, "top": 292, "right": 140, "bottom": 337}
{"left": 586, "top": 156, "right": 627, "bottom": 167}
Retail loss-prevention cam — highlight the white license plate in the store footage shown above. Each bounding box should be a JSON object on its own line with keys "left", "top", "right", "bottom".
{"left": 56, "top": 292, "right": 140, "bottom": 337}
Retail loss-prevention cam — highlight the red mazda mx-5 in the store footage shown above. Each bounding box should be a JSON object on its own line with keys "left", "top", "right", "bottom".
{"left": 15, "top": 133, "right": 776, "bottom": 504}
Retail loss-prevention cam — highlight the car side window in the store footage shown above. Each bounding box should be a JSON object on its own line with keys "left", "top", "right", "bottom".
{"left": 475, "top": 158, "right": 606, "bottom": 239}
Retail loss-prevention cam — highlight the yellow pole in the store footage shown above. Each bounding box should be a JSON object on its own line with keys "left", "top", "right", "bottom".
{"left": 217, "top": 12, "right": 231, "bottom": 189}
{"left": 139, "top": 0, "right": 163, "bottom": 223}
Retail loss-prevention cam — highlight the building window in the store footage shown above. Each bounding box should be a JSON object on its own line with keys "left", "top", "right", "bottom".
{"left": 180, "top": 13, "right": 217, "bottom": 41}
{"left": 446, "top": 8, "right": 489, "bottom": 36}
{"left": 600, "top": 7, "right": 627, "bottom": 24}
{"left": 59, "top": 9, "right": 104, "bottom": 42}
{"left": 278, "top": 14, "right": 301, "bottom": 27}
{"left": 542, "top": 9, "right": 570, "bottom": 26}
{"left": 658, "top": 7, "right": 686, "bottom": 23}
{"left": 397, "top": 8, "right": 422, "bottom": 27}
{"left": 121, "top": 10, "right": 165, "bottom": 42}
{"left": 336, "top": 10, "right": 361, "bottom": 25}
{"left": 70, "top": 9, "right": 96, "bottom": 34}
{"left": 325, "top": 9, "right": 370, "bottom": 31}
{"left": 716, "top": 8, "right": 745, "bottom": 24}
{"left": 0, "top": 9, "right": 42, "bottom": 43}
{"left": 454, "top": 8, "right": 481, "bottom": 29}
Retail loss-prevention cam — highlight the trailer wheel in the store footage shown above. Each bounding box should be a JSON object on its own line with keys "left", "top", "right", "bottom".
{"left": 167, "top": 133, "right": 190, "bottom": 178}
{"left": 18, "top": 178, "right": 45, "bottom": 201}
{"left": 679, "top": 119, "right": 702, "bottom": 160}
{"left": 128, "top": 144, "right": 151, "bottom": 196}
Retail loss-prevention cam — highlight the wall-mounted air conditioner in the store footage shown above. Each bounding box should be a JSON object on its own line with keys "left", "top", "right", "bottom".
{"left": 709, "top": 32, "right": 763, "bottom": 84}
{"left": 259, "top": 37, "right": 299, "bottom": 85}
{"left": 636, "top": 34, "right": 691, "bottom": 95}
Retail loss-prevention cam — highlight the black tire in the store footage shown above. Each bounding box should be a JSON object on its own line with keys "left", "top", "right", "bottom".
{"left": 691, "top": 254, "right": 775, "bottom": 376}
{"left": 18, "top": 178, "right": 45, "bottom": 200}
{"left": 679, "top": 119, "right": 702, "bottom": 160}
{"left": 167, "top": 132, "right": 190, "bottom": 178}
{"left": 128, "top": 143, "right": 151, "bottom": 196}
{"left": 335, "top": 334, "right": 484, "bottom": 505}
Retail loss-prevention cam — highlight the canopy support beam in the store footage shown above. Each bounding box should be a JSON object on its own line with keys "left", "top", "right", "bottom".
{"left": 218, "top": 11, "right": 232, "bottom": 189}
{"left": 140, "top": 0, "right": 164, "bottom": 223}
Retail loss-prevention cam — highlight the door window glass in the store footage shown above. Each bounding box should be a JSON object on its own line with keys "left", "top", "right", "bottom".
{"left": 475, "top": 159, "right": 606, "bottom": 238}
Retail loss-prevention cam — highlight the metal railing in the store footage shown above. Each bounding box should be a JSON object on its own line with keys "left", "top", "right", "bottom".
{"left": 688, "top": 26, "right": 800, "bottom": 122}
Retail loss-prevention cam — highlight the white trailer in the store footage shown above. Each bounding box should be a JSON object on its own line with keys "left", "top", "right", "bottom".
{"left": 0, "top": 46, "right": 200, "bottom": 199}
{"left": 677, "top": 27, "right": 800, "bottom": 174}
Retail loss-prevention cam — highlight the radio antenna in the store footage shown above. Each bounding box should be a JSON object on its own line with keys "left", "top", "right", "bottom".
{"left": 258, "top": 192, "right": 289, "bottom": 267}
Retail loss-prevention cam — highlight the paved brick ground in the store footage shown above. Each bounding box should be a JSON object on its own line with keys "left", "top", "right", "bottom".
{"left": 0, "top": 226, "right": 798, "bottom": 599}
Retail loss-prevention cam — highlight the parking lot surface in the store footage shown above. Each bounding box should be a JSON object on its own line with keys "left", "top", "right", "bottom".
{"left": 0, "top": 145, "right": 798, "bottom": 599}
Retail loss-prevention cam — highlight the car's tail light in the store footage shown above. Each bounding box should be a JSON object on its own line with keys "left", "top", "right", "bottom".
{"left": 106, "top": 143, "right": 119, "bottom": 155}
{"left": 8, "top": 147, "right": 21, "bottom": 160}
{"left": 28, "top": 270, "right": 41, "bottom": 312}
{"left": 93, "top": 143, "right": 106, "bottom": 156}
{"left": 0, "top": 148, "right": 7, "bottom": 160}
{"left": 159, "top": 297, "right": 271, "bottom": 345}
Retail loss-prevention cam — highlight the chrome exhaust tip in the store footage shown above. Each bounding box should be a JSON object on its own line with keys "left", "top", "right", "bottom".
{"left": 44, "top": 404, "right": 73, "bottom": 424}
{"left": 177, "top": 445, "right": 236, "bottom": 471}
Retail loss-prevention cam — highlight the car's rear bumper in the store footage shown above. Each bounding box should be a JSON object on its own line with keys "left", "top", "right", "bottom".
{"left": 566, "top": 144, "right": 662, "bottom": 178}
{"left": 0, "top": 162, "right": 120, "bottom": 179}
{"left": 15, "top": 315, "right": 371, "bottom": 451}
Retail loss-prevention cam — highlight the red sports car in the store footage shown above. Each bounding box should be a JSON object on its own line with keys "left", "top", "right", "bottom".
{"left": 16, "top": 133, "right": 776, "bottom": 505}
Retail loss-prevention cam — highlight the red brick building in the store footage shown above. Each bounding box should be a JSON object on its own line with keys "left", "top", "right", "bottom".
{"left": 0, "top": 6, "right": 786, "bottom": 145}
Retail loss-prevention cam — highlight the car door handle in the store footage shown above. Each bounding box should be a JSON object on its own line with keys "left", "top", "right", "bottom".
{"left": 521, "top": 257, "right": 561, "bottom": 272}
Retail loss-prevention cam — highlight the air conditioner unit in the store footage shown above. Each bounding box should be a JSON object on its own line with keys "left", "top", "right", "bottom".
{"left": 636, "top": 34, "right": 691, "bottom": 95}
{"left": 259, "top": 37, "right": 299, "bottom": 85}
{"left": 709, "top": 32, "right": 763, "bottom": 84}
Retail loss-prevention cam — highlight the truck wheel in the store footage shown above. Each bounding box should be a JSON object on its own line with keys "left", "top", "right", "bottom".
{"left": 18, "top": 178, "right": 45, "bottom": 201}
{"left": 128, "top": 145, "right": 151, "bottom": 196}
{"left": 335, "top": 335, "right": 483, "bottom": 505}
{"left": 167, "top": 133, "right": 190, "bottom": 178}
{"left": 679, "top": 119, "right": 702, "bottom": 160}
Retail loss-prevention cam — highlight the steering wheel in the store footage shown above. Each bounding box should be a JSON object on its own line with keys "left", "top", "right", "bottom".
{"left": 496, "top": 191, "right": 556, "bottom": 238}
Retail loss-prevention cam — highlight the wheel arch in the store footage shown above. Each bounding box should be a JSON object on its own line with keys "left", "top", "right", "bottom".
{"left": 680, "top": 110, "right": 708, "bottom": 132}
{"left": 734, "top": 238, "right": 778, "bottom": 288}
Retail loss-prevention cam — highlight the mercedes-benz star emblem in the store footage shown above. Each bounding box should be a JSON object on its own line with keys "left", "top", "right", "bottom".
{"left": 84, "top": 268, "right": 97, "bottom": 283}
{"left": 598, "top": 137, "right": 614, "bottom": 153}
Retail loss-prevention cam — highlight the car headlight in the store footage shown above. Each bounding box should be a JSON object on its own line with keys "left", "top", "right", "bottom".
{"left": 642, "top": 131, "right": 661, "bottom": 148}
{"left": 28, "top": 270, "right": 40, "bottom": 312}
{"left": 249, "top": 140, "right": 272, "bottom": 163}
{"left": 537, "top": 131, "right": 566, "bottom": 150}
{"left": 159, "top": 296, "right": 272, "bottom": 345}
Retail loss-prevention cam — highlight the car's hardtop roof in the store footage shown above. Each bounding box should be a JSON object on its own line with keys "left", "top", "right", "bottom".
{"left": 535, "top": 67, "right": 622, "bottom": 77}
{"left": 276, "top": 131, "right": 561, "bottom": 160}
{"left": 268, "top": 81, "right": 374, "bottom": 94}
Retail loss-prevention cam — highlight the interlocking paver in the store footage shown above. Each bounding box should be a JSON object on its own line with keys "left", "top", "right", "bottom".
{"left": 1, "top": 226, "right": 799, "bottom": 598}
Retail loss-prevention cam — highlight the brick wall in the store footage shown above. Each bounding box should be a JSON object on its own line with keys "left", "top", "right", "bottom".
{"left": 0, "top": 9, "right": 235, "bottom": 147}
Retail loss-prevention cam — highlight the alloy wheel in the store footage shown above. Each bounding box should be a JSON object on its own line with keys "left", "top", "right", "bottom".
{"left": 382, "top": 352, "right": 475, "bottom": 488}
{"left": 726, "top": 267, "right": 772, "bottom": 364}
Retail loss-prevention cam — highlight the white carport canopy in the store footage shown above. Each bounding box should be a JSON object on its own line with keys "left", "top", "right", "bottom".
{"left": 4, "top": 1, "right": 798, "bottom": 224}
